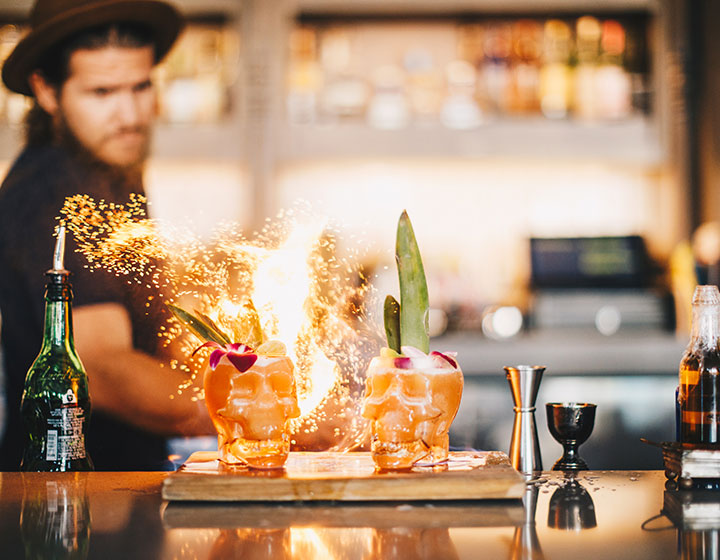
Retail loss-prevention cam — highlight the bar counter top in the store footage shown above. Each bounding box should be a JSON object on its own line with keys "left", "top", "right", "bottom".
{"left": 0, "top": 469, "right": 706, "bottom": 559}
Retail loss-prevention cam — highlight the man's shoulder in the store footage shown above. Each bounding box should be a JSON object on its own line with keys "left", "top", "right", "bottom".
{"left": 0, "top": 145, "right": 81, "bottom": 245}
{"left": 1, "top": 144, "right": 78, "bottom": 195}
{"left": 0, "top": 145, "right": 92, "bottom": 220}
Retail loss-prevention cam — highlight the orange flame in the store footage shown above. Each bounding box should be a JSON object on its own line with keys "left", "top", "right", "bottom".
{"left": 61, "top": 196, "right": 379, "bottom": 451}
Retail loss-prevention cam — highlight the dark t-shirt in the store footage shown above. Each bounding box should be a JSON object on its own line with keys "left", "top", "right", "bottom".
{"left": 0, "top": 144, "right": 170, "bottom": 470}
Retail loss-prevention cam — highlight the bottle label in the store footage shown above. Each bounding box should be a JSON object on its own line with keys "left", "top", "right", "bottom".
{"left": 46, "top": 430, "right": 58, "bottom": 461}
{"left": 45, "top": 393, "right": 87, "bottom": 462}
{"left": 682, "top": 409, "right": 720, "bottom": 425}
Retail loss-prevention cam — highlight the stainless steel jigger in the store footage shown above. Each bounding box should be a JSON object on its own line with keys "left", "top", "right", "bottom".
{"left": 505, "top": 365, "right": 546, "bottom": 476}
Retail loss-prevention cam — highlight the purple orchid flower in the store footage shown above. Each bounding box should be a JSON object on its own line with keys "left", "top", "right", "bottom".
{"left": 192, "top": 341, "right": 258, "bottom": 373}
{"left": 431, "top": 351, "right": 458, "bottom": 369}
{"left": 393, "top": 356, "right": 414, "bottom": 369}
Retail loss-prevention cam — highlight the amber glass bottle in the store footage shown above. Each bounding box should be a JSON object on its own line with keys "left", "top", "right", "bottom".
{"left": 678, "top": 285, "right": 720, "bottom": 443}
{"left": 20, "top": 227, "right": 93, "bottom": 471}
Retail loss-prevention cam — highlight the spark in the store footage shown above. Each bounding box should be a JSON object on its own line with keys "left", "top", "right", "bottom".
{"left": 60, "top": 195, "right": 380, "bottom": 451}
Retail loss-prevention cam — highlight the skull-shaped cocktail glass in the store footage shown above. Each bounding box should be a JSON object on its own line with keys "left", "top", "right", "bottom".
{"left": 168, "top": 302, "right": 301, "bottom": 470}
{"left": 203, "top": 347, "right": 301, "bottom": 469}
{"left": 362, "top": 211, "right": 463, "bottom": 470}
{"left": 362, "top": 350, "right": 463, "bottom": 469}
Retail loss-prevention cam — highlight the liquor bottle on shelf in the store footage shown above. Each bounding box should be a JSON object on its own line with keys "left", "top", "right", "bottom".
{"left": 479, "top": 22, "right": 512, "bottom": 116}
{"left": 20, "top": 226, "right": 93, "bottom": 471}
{"left": 287, "top": 26, "right": 322, "bottom": 124}
{"left": 573, "top": 15, "right": 602, "bottom": 121}
{"left": 594, "top": 19, "right": 632, "bottom": 120}
{"left": 678, "top": 285, "right": 720, "bottom": 444}
{"left": 507, "top": 19, "right": 542, "bottom": 115}
{"left": 440, "top": 60, "right": 483, "bottom": 130}
{"left": 538, "top": 19, "right": 572, "bottom": 119}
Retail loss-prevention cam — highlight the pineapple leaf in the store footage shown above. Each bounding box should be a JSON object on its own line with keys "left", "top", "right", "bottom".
{"left": 383, "top": 294, "right": 401, "bottom": 353}
{"left": 396, "top": 210, "right": 429, "bottom": 353}
{"left": 166, "top": 303, "right": 232, "bottom": 346}
{"left": 239, "top": 298, "right": 264, "bottom": 348}
{"left": 194, "top": 309, "right": 231, "bottom": 342}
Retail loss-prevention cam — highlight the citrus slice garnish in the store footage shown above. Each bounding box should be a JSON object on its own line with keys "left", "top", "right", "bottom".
{"left": 380, "top": 346, "right": 401, "bottom": 358}
{"left": 256, "top": 339, "right": 287, "bottom": 356}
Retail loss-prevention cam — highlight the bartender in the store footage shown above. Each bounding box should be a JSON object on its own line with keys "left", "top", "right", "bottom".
{"left": 0, "top": 0, "right": 214, "bottom": 470}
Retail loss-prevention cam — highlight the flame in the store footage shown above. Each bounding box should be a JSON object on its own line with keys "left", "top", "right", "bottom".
{"left": 289, "top": 528, "right": 375, "bottom": 559}
{"left": 60, "top": 196, "right": 379, "bottom": 451}
{"left": 250, "top": 219, "right": 339, "bottom": 417}
{"left": 290, "top": 528, "right": 336, "bottom": 559}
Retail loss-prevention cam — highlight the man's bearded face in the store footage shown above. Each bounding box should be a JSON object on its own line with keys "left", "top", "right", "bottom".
{"left": 55, "top": 45, "right": 156, "bottom": 169}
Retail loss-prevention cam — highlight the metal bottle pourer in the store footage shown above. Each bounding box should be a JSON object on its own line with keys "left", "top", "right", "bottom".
{"left": 51, "top": 225, "right": 69, "bottom": 275}
{"left": 505, "top": 365, "right": 546, "bottom": 477}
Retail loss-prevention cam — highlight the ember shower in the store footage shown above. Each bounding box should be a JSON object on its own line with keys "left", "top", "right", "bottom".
{"left": 60, "top": 194, "right": 379, "bottom": 451}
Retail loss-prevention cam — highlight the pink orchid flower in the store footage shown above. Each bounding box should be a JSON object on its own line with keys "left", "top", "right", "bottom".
{"left": 192, "top": 341, "right": 258, "bottom": 373}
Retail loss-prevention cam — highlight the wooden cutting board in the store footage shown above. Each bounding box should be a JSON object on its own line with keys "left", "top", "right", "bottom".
{"left": 161, "top": 451, "right": 525, "bottom": 502}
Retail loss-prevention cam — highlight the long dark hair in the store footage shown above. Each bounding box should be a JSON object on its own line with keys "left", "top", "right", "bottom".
{"left": 25, "top": 22, "right": 154, "bottom": 146}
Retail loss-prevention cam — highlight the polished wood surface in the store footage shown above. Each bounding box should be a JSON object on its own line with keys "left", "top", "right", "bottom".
{"left": 162, "top": 451, "right": 525, "bottom": 502}
{"left": 0, "top": 470, "right": 697, "bottom": 559}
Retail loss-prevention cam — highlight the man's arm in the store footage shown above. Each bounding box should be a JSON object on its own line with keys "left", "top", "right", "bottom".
{"left": 73, "top": 302, "right": 214, "bottom": 436}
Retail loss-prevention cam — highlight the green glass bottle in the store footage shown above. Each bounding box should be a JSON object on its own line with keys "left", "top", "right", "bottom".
{"left": 20, "top": 226, "right": 93, "bottom": 471}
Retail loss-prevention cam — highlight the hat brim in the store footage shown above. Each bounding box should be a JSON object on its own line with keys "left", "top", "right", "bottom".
{"left": 2, "top": 0, "right": 183, "bottom": 96}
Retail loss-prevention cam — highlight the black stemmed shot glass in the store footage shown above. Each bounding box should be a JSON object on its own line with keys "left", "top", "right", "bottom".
{"left": 546, "top": 402, "right": 597, "bottom": 471}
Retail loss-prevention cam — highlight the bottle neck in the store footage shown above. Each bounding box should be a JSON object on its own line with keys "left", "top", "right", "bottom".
{"left": 690, "top": 304, "right": 720, "bottom": 350}
{"left": 40, "top": 272, "right": 75, "bottom": 353}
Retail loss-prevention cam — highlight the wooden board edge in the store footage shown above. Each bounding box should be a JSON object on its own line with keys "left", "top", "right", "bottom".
{"left": 161, "top": 501, "right": 526, "bottom": 529}
{"left": 161, "top": 471, "right": 526, "bottom": 502}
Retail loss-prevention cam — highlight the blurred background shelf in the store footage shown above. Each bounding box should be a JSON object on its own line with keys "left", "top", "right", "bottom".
{"left": 280, "top": 117, "right": 661, "bottom": 162}
{"left": 296, "top": 0, "right": 657, "bottom": 15}
{"left": 0, "top": 118, "right": 659, "bottom": 163}
{"left": 152, "top": 123, "right": 245, "bottom": 161}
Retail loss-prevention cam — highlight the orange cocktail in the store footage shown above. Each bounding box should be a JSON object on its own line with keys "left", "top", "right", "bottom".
{"left": 204, "top": 351, "right": 300, "bottom": 469}
{"left": 362, "top": 350, "right": 463, "bottom": 469}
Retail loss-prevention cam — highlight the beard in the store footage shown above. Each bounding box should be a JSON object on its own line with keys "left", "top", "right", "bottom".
{"left": 25, "top": 102, "right": 151, "bottom": 176}
{"left": 52, "top": 111, "right": 149, "bottom": 188}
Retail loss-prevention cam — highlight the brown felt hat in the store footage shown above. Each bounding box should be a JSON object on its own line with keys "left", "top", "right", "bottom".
{"left": 2, "top": 0, "right": 184, "bottom": 96}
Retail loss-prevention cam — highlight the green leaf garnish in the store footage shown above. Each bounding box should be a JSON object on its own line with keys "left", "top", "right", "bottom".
{"left": 194, "top": 309, "right": 230, "bottom": 341}
{"left": 383, "top": 294, "right": 401, "bottom": 353}
{"left": 396, "top": 210, "right": 430, "bottom": 353}
{"left": 166, "top": 303, "right": 232, "bottom": 346}
{"left": 238, "top": 298, "right": 264, "bottom": 349}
